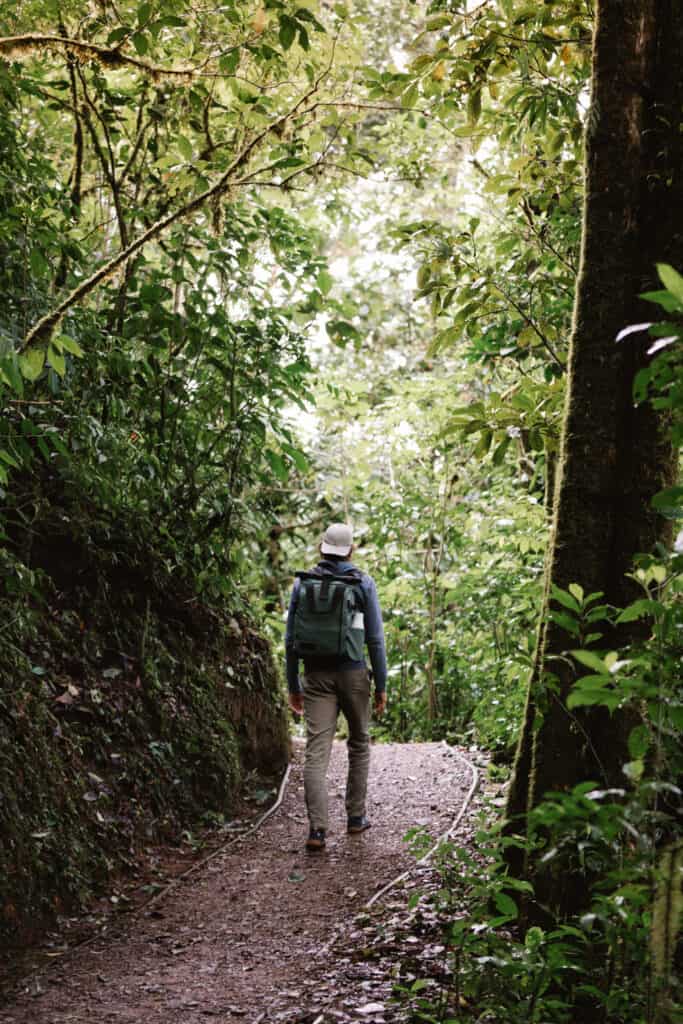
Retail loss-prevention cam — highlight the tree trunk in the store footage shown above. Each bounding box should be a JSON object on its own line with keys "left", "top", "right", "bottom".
{"left": 506, "top": 0, "right": 681, "bottom": 904}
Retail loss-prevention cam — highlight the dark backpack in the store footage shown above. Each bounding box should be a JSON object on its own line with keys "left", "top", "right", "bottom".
{"left": 292, "top": 568, "right": 365, "bottom": 660}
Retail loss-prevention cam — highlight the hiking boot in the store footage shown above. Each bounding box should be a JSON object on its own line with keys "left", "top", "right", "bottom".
{"left": 306, "top": 828, "right": 326, "bottom": 851}
{"left": 347, "top": 815, "right": 371, "bottom": 834}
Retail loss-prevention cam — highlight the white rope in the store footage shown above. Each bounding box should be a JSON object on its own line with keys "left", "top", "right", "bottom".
{"left": 307, "top": 744, "right": 480, "bottom": 1024}
{"left": 142, "top": 760, "right": 292, "bottom": 910}
{"left": 10, "top": 761, "right": 293, "bottom": 989}
{"left": 365, "top": 742, "right": 480, "bottom": 909}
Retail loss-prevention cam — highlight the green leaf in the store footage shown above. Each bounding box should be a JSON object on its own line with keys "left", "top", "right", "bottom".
{"left": 627, "top": 724, "right": 650, "bottom": 760}
{"left": 641, "top": 289, "right": 682, "bottom": 313}
{"left": 0, "top": 448, "right": 20, "bottom": 469}
{"left": 29, "top": 247, "right": 48, "bottom": 276}
{"left": 570, "top": 650, "right": 608, "bottom": 674}
{"left": 492, "top": 436, "right": 511, "bottom": 465}
{"left": 107, "top": 26, "right": 131, "bottom": 44}
{"left": 467, "top": 86, "right": 482, "bottom": 125}
{"left": 667, "top": 705, "right": 683, "bottom": 730}
{"left": 281, "top": 442, "right": 309, "bottom": 472}
{"left": 219, "top": 50, "right": 240, "bottom": 74}
{"left": 327, "top": 320, "right": 360, "bottom": 345}
{"left": 494, "top": 892, "right": 518, "bottom": 917}
{"left": 177, "top": 135, "right": 193, "bottom": 161}
{"left": 49, "top": 433, "right": 70, "bottom": 457}
{"left": 279, "top": 15, "right": 297, "bottom": 50}
{"left": 298, "top": 25, "right": 310, "bottom": 51}
{"left": 294, "top": 7, "right": 326, "bottom": 31}
{"left": 585, "top": 605, "right": 610, "bottom": 623}
{"left": 474, "top": 429, "right": 492, "bottom": 457}
{"left": 623, "top": 759, "right": 644, "bottom": 782}
{"left": 567, "top": 689, "right": 619, "bottom": 711}
{"left": 651, "top": 485, "right": 683, "bottom": 512}
{"left": 48, "top": 345, "right": 66, "bottom": 377}
{"left": 316, "top": 270, "right": 333, "bottom": 295}
{"left": 550, "top": 584, "right": 580, "bottom": 614}
{"left": 402, "top": 83, "right": 418, "bottom": 109}
{"left": 615, "top": 599, "right": 661, "bottom": 624}
{"left": 548, "top": 610, "right": 580, "bottom": 636}
{"left": 19, "top": 348, "right": 46, "bottom": 381}
{"left": 656, "top": 263, "right": 683, "bottom": 304}
{"left": 55, "top": 335, "right": 83, "bottom": 357}
{"left": 264, "top": 448, "right": 288, "bottom": 481}
{"left": 425, "top": 14, "right": 451, "bottom": 30}
{"left": 1, "top": 356, "right": 24, "bottom": 396}
{"left": 568, "top": 583, "right": 584, "bottom": 604}
{"left": 132, "top": 31, "right": 149, "bottom": 55}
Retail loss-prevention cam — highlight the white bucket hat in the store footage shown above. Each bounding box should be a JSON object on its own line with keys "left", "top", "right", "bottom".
{"left": 320, "top": 522, "right": 353, "bottom": 556}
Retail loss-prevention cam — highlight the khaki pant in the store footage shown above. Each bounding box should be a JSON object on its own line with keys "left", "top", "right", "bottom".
{"left": 303, "top": 667, "right": 371, "bottom": 831}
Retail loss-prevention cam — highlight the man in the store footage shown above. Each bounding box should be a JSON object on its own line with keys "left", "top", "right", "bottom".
{"left": 285, "top": 523, "right": 387, "bottom": 851}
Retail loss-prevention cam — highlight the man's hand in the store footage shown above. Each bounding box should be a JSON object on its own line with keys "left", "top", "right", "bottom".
{"left": 373, "top": 691, "right": 387, "bottom": 716}
{"left": 289, "top": 692, "right": 304, "bottom": 716}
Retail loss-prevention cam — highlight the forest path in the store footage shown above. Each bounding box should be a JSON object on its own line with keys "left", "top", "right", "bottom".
{"left": 1, "top": 741, "right": 478, "bottom": 1024}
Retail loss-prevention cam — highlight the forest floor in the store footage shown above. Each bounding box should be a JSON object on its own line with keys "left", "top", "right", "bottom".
{"left": 0, "top": 739, "right": 489, "bottom": 1024}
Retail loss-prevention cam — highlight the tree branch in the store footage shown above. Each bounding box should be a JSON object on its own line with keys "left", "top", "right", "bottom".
{"left": 20, "top": 82, "right": 327, "bottom": 350}
{"left": 0, "top": 33, "right": 247, "bottom": 81}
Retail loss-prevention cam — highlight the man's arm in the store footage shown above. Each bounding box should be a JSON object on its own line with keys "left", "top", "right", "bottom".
{"left": 361, "top": 575, "right": 387, "bottom": 713}
{"left": 284, "top": 580, "right": 303, "bottom": 713}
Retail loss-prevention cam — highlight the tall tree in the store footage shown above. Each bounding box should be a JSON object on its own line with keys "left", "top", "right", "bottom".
{"left": 506, "top": 0, "right": 682, "bottom": 902}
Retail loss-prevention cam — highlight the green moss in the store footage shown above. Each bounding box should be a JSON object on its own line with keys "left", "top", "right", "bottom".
{"left": 0, "top": 548, "right": 287, "bottom": 944}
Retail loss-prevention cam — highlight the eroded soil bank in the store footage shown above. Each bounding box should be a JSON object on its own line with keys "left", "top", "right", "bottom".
{"left": 1, "top": 739, "right": 482, "bottom": 1024}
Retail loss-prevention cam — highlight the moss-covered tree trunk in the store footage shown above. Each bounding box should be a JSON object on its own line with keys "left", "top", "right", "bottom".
{"left": 506, "top": 0, "right": 682, "bottom": 902}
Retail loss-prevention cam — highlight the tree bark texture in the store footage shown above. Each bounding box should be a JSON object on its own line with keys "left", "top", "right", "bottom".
{"left": 506, "top": 0, "right": 681, "bottom": 890}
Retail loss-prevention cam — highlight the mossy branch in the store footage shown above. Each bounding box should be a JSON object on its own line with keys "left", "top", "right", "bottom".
{"left": 20, "top": 84, "right": 323, "bottom": 350}
{"left": 0, "top": 33, "right": 238, "bottom": 82}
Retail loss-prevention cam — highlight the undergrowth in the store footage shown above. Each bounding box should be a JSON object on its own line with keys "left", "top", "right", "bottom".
{"left": 392, "top": 560, "right": 683, "bottom": 1024}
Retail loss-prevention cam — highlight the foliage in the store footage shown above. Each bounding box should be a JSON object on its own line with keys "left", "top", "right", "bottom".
{"left": 391, "top": 559, "right": 682, "bottom": 1022}
{"left": 624, "top": 263, "right": 683, "bottom": 505}
{"left": 0, "top": 0, "right": 345, "bottom": 938}
{"left": 270, "top": 321, "right": 549, "bottom": 748}
{"left": 390, "top": 264, "right": 683, "bottom": 1023}
{"left": 262, "top": 0, "right": 597, "bottom": 755}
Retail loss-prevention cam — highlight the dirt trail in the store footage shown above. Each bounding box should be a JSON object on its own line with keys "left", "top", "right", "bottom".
{"left": 1, "top": 740, "right": 477, "bottom": 1024}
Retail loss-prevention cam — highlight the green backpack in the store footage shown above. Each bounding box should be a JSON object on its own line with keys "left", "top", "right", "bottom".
{"left": 292, "top": 569, "right": 365, "bottom": 661}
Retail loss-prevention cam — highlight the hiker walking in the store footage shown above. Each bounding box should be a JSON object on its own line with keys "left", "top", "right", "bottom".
{"left": 285, "top": 523, "right": 387, "bottom": 851}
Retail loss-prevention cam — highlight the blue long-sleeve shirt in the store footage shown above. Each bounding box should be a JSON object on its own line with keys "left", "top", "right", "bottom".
{"left": 285, "top": 560, "right": 387, "bottom": 694}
